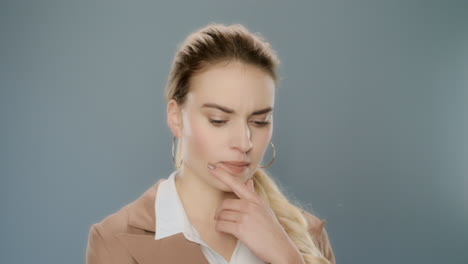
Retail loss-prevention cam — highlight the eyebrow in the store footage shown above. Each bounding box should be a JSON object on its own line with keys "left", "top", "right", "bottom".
{"left": 201, "top": 103, "right": 273, "bottom": 116}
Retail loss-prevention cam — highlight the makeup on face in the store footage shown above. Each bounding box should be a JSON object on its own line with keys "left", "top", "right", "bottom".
{"left": 219, "top": 161, "right": 250, "bottom": 175}
{"left": 201, "top": 102, "right": 273, "bottom": 128}
{"left": 208, "top": 161, "right": 250, "bottom": 176}
{"left": 181, "top": 62, "right": 275, "bottom": 186}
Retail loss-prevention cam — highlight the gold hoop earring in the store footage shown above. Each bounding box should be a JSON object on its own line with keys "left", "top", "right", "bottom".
{"left": 259, "top": 141, "right": 276, "bottom": 168}
{"left": 172, "top": 136, "right": 183, "bottom": 168}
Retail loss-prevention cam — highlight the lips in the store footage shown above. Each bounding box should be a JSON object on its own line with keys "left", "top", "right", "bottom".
{"left": 222, "top": 161, "right": 250, "bottom": 166}
{"left": 220, "top": 162, "right": 249, "bottom": 174}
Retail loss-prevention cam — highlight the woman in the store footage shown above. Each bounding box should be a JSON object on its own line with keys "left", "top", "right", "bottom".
{"left": 86, "top": 23, "right": 336, "bottom": 264}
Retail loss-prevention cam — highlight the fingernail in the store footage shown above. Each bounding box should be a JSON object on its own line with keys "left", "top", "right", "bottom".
{"left": 207, "top": 162, "right": 216, "bottom": 170}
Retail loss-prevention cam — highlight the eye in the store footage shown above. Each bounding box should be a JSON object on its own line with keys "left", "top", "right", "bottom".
{"left": 209, "top": 119, "right": 227, "bottom": 127}
{"left": 251, "top": 121, "right": 271, "bottom": 127}
{"left": 208, "top": 119, "right": 271, "bottom": 127}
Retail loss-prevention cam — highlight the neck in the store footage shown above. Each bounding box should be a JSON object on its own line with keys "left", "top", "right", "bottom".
{"left": 174, "top": 166, "right": 238, "bottom": 231}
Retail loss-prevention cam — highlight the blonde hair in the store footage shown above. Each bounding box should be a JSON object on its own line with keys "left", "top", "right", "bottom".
{"left": 165, "top": 23, "right": 329, "bottom": 264}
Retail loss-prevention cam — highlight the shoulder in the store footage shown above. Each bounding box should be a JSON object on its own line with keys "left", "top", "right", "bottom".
{"left": 299, "top": 208, "right": 336, "bottom": 264}
{"left": 86, "top": 203, "right": 134, "bottom": 264}
{"left": 87, "top": 177, "right": 162, "bottom": 240}
{"left": 300, "top": 208, "right": 327, "bottom": 236}
{"left": 90, "top": 203, "right": 132, "bottom": 241}
{"left": 86, "top": 177, "right": 160, "bottom": 264}
{"left": 86, "top": 178, "right": 164, "bottom": 264}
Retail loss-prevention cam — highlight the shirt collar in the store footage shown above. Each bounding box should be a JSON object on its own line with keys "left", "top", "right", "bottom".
{"left": 154, "top": 170, "right": 200, "bottom": 241}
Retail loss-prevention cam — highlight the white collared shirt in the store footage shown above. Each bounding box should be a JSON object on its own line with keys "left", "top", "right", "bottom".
{"left": 155, "top": 170, "right": 265, "bottom": 264}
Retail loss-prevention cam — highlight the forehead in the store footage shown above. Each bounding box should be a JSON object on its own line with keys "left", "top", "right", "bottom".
{"left": 186, "top": 61, "right": 275, "bottom": 111}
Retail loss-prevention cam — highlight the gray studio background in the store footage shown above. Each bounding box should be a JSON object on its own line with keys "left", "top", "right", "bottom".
{"left": 1, "top": 0, "right": 467, "bottom": 263}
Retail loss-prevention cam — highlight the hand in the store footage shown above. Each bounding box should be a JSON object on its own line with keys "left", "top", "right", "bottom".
{"left": 207, "top": 162, "right": 303, "bottom": 264}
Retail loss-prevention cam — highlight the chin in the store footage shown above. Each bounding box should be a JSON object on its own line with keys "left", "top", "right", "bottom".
{"left": 215, "top": 181, "right": 233, "bottom": 192}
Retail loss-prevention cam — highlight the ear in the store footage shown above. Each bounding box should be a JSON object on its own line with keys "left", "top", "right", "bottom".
{"left": 167, "top": 99, "right": 183, "bottom": 138}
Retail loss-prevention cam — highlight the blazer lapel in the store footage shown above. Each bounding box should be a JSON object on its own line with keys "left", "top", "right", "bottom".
{"left": 114, "top": 178, "right": 209, "bottom": 264}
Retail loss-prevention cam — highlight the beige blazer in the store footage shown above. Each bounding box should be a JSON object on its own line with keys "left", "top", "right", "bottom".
{"left": 86, "top": 178, "right": 336, "bottom": 264}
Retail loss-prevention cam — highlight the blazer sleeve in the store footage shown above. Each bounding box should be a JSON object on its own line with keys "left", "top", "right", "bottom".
{"left": 86, "top": 224, "right": 112, "bottom": 264}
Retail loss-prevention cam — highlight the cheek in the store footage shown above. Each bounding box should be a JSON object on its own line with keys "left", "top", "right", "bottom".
{"left": 253, "top": 126, "right": 273, "bottom": 159}
{"left": 187, "top": 116, "right": 219, "bottom": 158}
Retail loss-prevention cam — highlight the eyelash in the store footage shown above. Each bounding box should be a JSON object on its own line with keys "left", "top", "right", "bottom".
{"left": 209, "top": 119, "right": 271, "bottom": 127}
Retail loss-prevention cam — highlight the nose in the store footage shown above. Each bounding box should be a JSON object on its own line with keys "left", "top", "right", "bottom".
{"left": 230, "top": 121, "right": 253, "bottom": 154}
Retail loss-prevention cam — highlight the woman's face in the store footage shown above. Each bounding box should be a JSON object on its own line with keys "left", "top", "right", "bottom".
{"left": 169, "top": 61, "right": 275, "bottom": 192}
